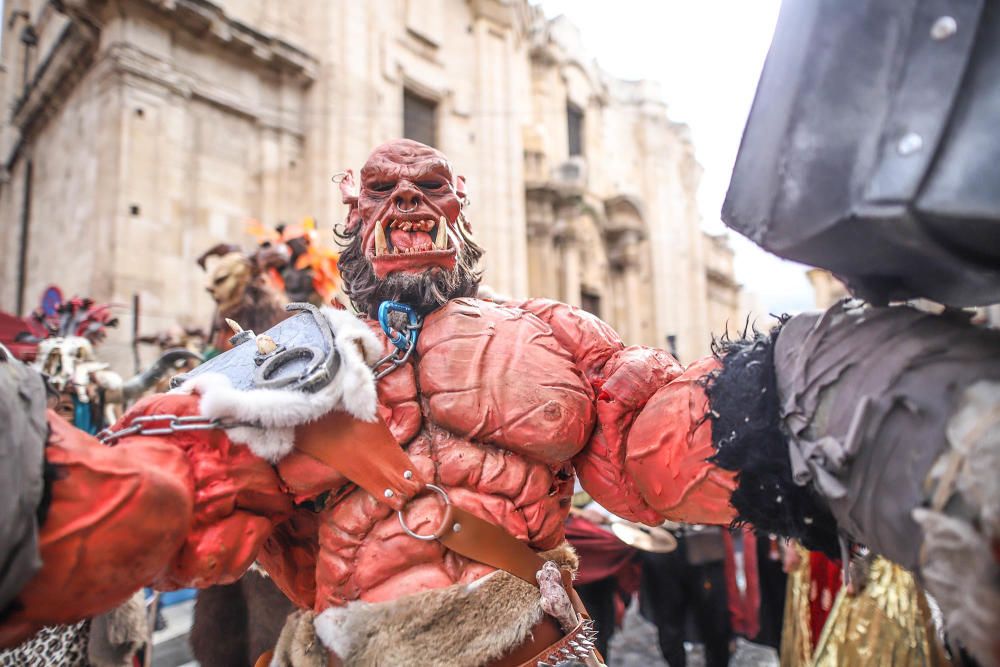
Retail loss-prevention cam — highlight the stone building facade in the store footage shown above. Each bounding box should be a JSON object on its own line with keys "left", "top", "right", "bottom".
{"left": 806, "top": 269, "right": 850, "bottom": 310}
{"left": 0, "top": 0, "right": 741, "bottom": 370}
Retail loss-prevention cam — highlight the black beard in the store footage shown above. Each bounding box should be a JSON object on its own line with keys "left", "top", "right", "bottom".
{"left": 336, "top": 217, "right": 484, "bottom": 319}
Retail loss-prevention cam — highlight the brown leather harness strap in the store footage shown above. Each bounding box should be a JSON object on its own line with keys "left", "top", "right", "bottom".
{"left": 295, "top": 410, "right": 425, "bottom": 512}
{"left": 294, "top": 410, "right": 546, "bottom": 587}
{"left": 440, "top": 506, "right": 545, "bottom": 586}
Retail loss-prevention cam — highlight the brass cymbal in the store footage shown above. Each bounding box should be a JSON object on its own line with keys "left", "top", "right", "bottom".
{"left": 610, "top": 520, "right": 678, "bottom": 553}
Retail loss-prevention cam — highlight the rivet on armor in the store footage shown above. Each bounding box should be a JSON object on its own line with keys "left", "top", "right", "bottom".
{"left": 403, "top": 470, "right": 413, "bottom": 480}
{"left": 384, "top": 488, "right": 394, "bottom": 498}
{"left": 930, "top": 15, "right": 957, "bottom": 40}
{"left": 897, "top": 132, "right": 923, "bottom": 156}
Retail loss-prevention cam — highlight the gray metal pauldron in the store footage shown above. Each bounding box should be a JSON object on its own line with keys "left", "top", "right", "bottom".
{"left": 170, "top": 302, "right": 341, "bottom": 393}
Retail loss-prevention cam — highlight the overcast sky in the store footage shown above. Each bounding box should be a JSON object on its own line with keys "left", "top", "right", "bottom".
{"left": 537, "top": 0, "right": 816, "bottom": 314}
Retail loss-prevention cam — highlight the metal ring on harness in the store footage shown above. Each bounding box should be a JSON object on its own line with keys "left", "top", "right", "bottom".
{"left": 397, "top": 484, "right": 453, "bottom": 541}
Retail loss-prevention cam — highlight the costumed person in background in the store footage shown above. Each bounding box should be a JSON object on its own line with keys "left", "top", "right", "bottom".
{"left": 640, "top": 524, "right": 732, "bottom": 667}
{"left": 779, "top": 541, "right": 842, "bottom": 667}
{"left": 197, "top": 243, "right": 289, "bottom": 354}
{"left": 1, "top": 139, "right": 997, "bottom": 667}
{"left": 780, "top": 542, "right": 953, "bottom": 666}
{"left": 720, "top": 526, "right": 788, "bottom": 655}
{"left": 16, "top": 290, "right": 195, "bottom": 431}
{"left": 811, "top": 552, "right": 951, "bottom": 666}
{"left": 189, "top": 239, "right": 305, "bottom": 667}
{"left": 753, "top": 533, "right": 787, "bottom": 652}
{"left": 563, "top": 489, "right": 646, "bottom": 661}
{"left": 246, "top": 217, "right": 341, "bottom": 308}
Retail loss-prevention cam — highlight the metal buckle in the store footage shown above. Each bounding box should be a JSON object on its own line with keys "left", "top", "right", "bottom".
{"left": 397, "top": 484, "right": 453, "bottom": 541}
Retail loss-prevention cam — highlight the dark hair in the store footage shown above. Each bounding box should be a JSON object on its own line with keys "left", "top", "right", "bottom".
{"left": 335, "top": 215, "right": 484, "bottom": 318}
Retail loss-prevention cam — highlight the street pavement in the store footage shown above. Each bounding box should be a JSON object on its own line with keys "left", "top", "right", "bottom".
{"left": 610, "top": 601, "right": 779, "bottom": 667}
{"left": 152, "top": 596, "right": 779, "bottom": 667}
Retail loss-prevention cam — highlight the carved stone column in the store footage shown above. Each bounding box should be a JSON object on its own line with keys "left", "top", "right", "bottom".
{"left": 609, "top": 229, "right": 642, "bottom": 344}
{"left": 526, "top": 192, "right": 558, "bottom": 300}
{"left": 555, "top": 220, "right": 581, "bottom": 308}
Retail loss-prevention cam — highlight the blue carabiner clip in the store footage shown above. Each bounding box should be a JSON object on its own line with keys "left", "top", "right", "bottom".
{"left": 378, "top": 301, "right": 420, "bottom": 351}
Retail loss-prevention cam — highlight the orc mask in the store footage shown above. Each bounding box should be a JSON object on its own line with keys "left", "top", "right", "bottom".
{"left": 337, "top": 139, "right": 482, "bottom": 317}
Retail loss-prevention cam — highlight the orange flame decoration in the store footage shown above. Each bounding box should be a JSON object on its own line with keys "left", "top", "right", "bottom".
{"left": 245, "top": 217, "right": 340, "bottom": 303}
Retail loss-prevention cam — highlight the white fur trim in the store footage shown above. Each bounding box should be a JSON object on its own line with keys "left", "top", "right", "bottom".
{"left": 313, "top": 606, "right": 360, "bottom": 662}
{"left": 173, "top": 307, "right": 382, "bottom": 462}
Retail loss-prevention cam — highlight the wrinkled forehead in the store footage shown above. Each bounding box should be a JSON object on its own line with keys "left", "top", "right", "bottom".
{"left": 360, "top": 140, "right": 454, "bottom": 183}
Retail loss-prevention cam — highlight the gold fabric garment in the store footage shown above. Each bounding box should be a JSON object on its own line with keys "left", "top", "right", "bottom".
{"left": 779, "top": 545, "right": 813, "bottom": 667}
{"left": 812, "top": 557, "right": 951, "bottom": 667}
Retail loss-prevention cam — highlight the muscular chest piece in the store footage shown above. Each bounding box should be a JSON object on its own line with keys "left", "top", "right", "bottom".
{"left": 372, "top": 299, "right": 597, "bottom": 465}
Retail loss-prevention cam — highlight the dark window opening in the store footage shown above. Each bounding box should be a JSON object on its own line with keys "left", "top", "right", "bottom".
{"left": 581, "top": 289, "right": 601, "bottom": 318}
{"left": 403, "top": 89, "right": 438, "bottom": 147}
{"left": 567, "top": 103, "right": 584, "bottom": 156}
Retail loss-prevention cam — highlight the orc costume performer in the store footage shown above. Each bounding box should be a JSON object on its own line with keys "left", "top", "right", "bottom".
{"left": 1, "top": 140, "right": 998, "bottom": 667}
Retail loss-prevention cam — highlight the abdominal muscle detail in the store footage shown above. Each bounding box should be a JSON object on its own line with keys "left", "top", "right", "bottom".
{"left": 309, "top": 428, "right": 573, "bottom": 609}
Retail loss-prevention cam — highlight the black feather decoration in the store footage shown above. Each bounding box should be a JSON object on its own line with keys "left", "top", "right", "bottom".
{"left": 705, "top": 321, "right": 840, "bottom": 557}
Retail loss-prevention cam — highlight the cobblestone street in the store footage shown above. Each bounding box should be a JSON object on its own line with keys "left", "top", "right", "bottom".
{"left": 609, "top": 602, "right": 779, "bottom": 667}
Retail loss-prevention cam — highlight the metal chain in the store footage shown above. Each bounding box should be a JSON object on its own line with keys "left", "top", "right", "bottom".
{"left": 97, "top": 414, "right": 249, "bottom": 445}
{"left": 371, "top": 319, "right": 422, "bottom": 380}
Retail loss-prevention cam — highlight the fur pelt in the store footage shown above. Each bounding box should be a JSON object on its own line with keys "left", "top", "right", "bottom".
{"left": 912, "top": 380, "right": 1000, "bottom": 664}
{"left": 87, "top": 590, "right": 148, "bottom": 667}
{"left": 705, "top": 325, "right": 840, "bottom": 557}
{"left": 270, "top": 610, "right": 327, "bottom": 667}
{"left": 173, "top": 307, "right": 383, "bottom": 462}
{"left": 300, "top": 545, "right": 578, "bottom": 667}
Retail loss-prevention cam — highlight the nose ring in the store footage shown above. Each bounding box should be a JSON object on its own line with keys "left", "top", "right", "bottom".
{"left": 397, "top": 200, "right": 417, "bottom": 212}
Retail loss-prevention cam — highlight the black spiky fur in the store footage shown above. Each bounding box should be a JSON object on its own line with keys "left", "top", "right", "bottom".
{"left": 705, "top": 321, "right": 840, "bottom": 557}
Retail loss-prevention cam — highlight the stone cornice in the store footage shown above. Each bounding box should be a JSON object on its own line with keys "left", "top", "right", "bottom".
{"left": 59, "top": 0, "right": 317, "bottom": 81}
{"left": 5, "top": 17, "right": 99, "bottom": 168}
{"left": 105, "top": 42, "right": 307, "bottom": 137}
{"left": 5, "top": 0, "right": 314, "bottom": 167}
{"left": 132, "top": 0, "right": 317, "bottom": 82}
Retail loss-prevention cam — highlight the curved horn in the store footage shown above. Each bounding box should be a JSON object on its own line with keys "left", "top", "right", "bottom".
{"left": 122, "top": 348, "right": 203, "bottom": 400}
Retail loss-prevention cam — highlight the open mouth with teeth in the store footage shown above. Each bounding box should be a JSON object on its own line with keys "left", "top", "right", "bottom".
{"left": 368, "top": 214, "right": 457, "bottom": 278}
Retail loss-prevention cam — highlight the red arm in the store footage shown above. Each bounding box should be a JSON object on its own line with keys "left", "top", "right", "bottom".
{"left": 1, "top": 393, "right": 294, "bottom": 648}
{"left": 512, "top": 298, "right": 736, "bottom": 526}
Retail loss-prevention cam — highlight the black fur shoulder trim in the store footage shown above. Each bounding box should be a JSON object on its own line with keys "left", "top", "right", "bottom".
{"left": 705, "top": 323, "right": 840, "bottom": 557}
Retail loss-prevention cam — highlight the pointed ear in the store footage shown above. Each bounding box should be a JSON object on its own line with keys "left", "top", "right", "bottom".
{"left": 337, "top": 169, "right": 363, "bottom": 233}
{"left": 455, "top": 175, "right": 468, "bottom": 202}
{"left": 339, "top": 169, "right": 359, "bottom": 206}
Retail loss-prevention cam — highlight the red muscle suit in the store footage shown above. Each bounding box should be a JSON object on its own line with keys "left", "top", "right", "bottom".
{"left": 5, "top": 139, "right": 997, "bottom": 665}
{"left": 2, "top": 295, "right": 735, "bottom": 652}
